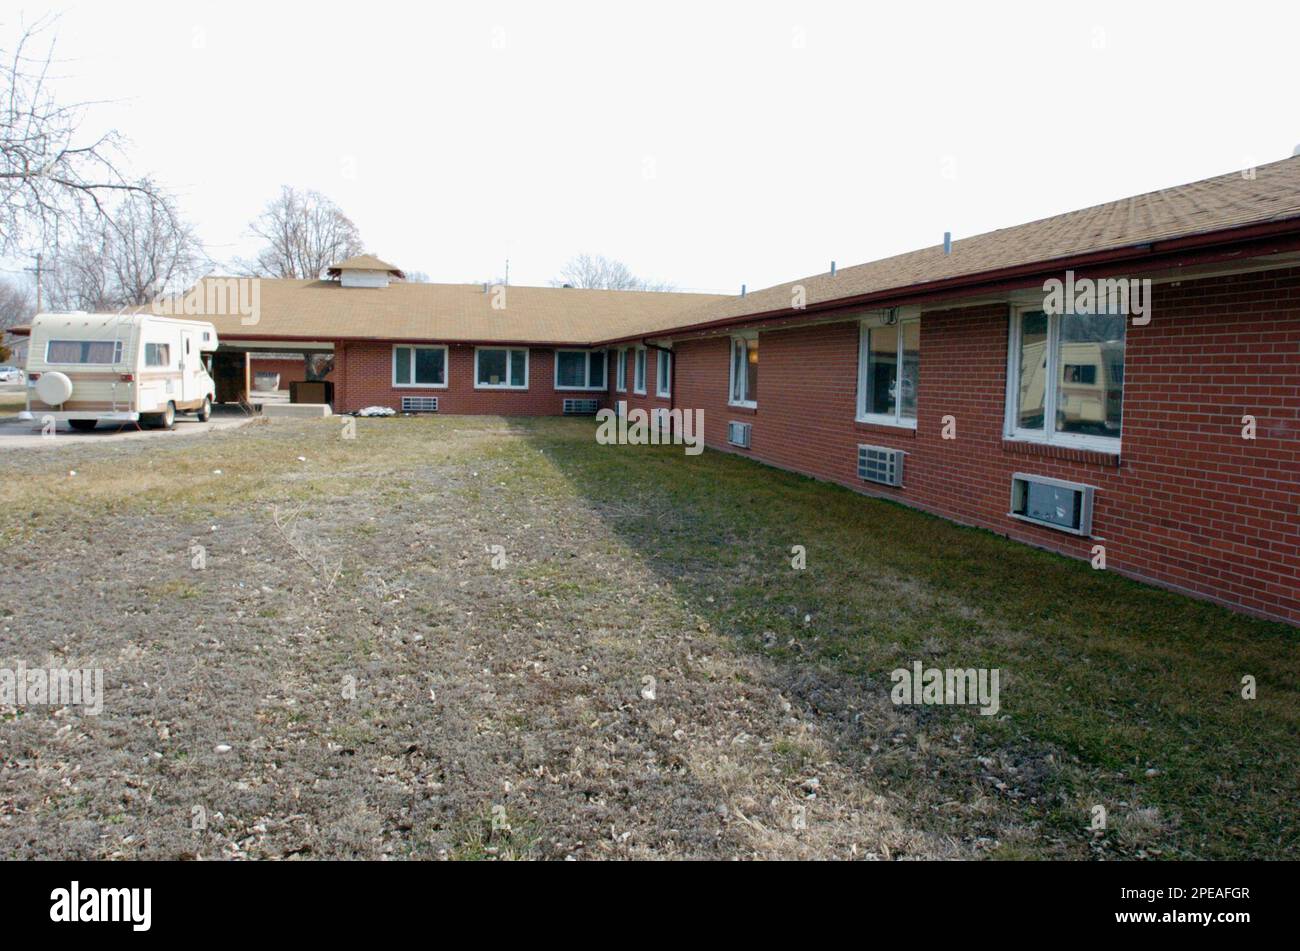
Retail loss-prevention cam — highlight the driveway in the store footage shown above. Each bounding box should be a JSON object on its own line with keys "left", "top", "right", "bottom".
{"left": 0, "top": 404, "right": 255, "bottom": 448}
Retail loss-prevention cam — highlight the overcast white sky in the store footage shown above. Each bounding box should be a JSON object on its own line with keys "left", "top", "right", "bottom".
{"left": 5, "top": 0, "right": 1299, "bottom": 292}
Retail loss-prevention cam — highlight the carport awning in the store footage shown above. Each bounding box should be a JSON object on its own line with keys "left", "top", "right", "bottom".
{"left": 217, "top": 339, "right": 334, "bottom": 354}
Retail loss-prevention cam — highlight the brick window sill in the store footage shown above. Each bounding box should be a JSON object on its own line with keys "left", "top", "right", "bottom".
{"left": 1000, "top": 439, "right": 1121, "bottom": 468}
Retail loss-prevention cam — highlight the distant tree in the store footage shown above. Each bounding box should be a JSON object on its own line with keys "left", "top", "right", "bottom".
{"left": 0, "top": 276, "right": 35, "bottom": 362}
{"left": 403, "top": 270, "right": 431, "bottom": 283}
{"left": 0, "top": 17, "right": 168, "bottom": 255}
{"left": 240, "top": 186, "right": 365, "bottom": 279}
{"left": 550, "top": 253, "right": 674, "bottom": 291}
{"left": 45, "top": 187, "right": 206, "bottom": 311}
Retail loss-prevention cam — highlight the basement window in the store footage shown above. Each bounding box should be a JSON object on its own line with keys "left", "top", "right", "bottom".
{"left": 729, "top": 333, "right": 757, "bottom": 408}
{"left": 856, "top": 311, "right": 919, "bottom": 428}
{"left": 1005, "top": 306, "right": 1125, "bottom": 453}
{"left": 475, "top": 347, "right": 528, "bottom": 389}
{"left": 555, "top": 349, "right": 607, "bottom": 390}
{"left": 393, "top": 345, "right": 448, "bottom": 388}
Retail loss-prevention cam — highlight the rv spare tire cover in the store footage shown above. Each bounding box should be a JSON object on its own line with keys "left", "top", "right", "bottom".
{"left": 36, "top": 371, "right": 74, "bottom": 406}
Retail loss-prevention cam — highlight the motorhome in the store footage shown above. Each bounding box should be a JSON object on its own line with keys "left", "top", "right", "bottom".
{"left": 22, "top": 313, "right": 219, "bottom": 431}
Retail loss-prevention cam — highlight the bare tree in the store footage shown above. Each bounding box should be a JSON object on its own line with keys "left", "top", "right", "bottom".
{"left": 550, "top": 253, "right": 674, "bottom": 291}
{"left": 0, "top": 276, "right": 34, "bottom": 362}
{"left": 44, "top": 187, "right": 206, "bottom": 311}
{"left": 0, "top": 16, "right": 165, "bottom": 254}
{"left": 240, "top": 186, "right": 365, "bottom": 279}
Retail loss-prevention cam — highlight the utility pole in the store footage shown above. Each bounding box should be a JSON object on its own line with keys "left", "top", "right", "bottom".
{"left": 24, "top": 252, "right": 43, "bottom": 313}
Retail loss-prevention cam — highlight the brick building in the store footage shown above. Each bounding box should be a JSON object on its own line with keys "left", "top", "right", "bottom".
{"left": 140, "top": 162, "right": 1300, "bottom": 623}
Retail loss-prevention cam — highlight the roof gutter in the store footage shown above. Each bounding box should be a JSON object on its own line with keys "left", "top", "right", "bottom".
{"left": 594, "top": 217, "right": 1300, "bottom": 346}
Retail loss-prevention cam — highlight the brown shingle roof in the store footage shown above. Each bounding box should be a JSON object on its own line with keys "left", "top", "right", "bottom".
{"left": 175, "top": 156, "right": 1300, "bottom": 348}
{"left": 626, "top": 155, "right": 1300, "bottom": 337}
{"left": 179, "top": 279, "right": 729, "bottom": 345}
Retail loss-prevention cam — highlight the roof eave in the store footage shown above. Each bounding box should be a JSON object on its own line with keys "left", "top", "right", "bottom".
{"left": 596, "top": 216, "right": 1300, "bottom": 346}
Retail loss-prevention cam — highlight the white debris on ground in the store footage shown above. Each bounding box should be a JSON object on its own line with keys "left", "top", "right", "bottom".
{"left": 354, "top": 406, "right": 397, "bottom": 417}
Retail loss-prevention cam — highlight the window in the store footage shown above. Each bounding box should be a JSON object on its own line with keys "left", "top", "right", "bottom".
{"left": 555, "top": 349, "right": 606, "bottom": 390}
{"left": 1006, "top": 306, "right": 1125, "bottom": 451}
{"left": 656, "top": 350, "right": 672, "bottom": 397}
{"left": 145, "top": 343, "right": 171, "bottom": 367}
{"left": 856, "top": 312, "right": 919, "bottom": 428}
{"left": 633, "top": 347, "right": 647, "bottom": 394}
{"left": 46, "top": 340, "right": 123, "bottom": 365}
{"left": 393, "top": 345, "right": 448, "bottom": 388}
{"left": 728, "top": 334, "right": 758, "bottom": 407}
{"left": 475, "top": 347, "right": 528, "bottom": 389}
{"left": 616, "top": 348, "right": 627, "bottom": 391}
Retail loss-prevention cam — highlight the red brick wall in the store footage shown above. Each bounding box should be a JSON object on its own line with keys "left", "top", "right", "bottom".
{"left": 673, "top": 268, "right": 1300, "bottom": 625}
{"left": 607, "top": 346, "right": 672, "bottom": 417}
{"left": 335, "top": 342, "right": 608, "bottom": 415}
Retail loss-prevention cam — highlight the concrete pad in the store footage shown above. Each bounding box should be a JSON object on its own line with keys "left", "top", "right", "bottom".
{"left": 0, "top": 404, "right": 256, "bottom": 449}
{"left": 263, "top": 402, "right": 333, "bottom": 419}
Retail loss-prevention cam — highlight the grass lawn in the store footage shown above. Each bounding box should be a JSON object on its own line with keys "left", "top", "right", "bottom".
{"left": 0, "top": 391, "right": 25, "bottom": 419}
{"left": 0, "top": 416, "right": 1294, "bottom": 859}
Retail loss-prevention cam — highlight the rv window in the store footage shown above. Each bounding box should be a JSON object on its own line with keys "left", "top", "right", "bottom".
{"left": 46, "top": 340, "right": 122, "bottom": 364}
{"left": 145, "top": 343, "right": 171, "bottom": 367}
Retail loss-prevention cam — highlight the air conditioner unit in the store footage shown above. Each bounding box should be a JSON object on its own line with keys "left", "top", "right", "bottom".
{"left": 563, "top": 399, "right": 600, "bottom": 415}
{"left": 1010, "top": 473, "right": 1095, "bottom": 536}
{"left": 857, "top": 444, "right": 904, "bottom": 487}
{"left": 401, "top": 396, "right": 438, "bottom": 413}
{"left": 727, "top": 421, "right": 751, "bottom": 448}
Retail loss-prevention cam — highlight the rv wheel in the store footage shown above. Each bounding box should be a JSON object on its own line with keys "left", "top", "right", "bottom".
{"left": 196, "top": 397, "right": 211, "bottom": 422}
{"left": 161, "top": 402, "right": 176, "bottom": 430}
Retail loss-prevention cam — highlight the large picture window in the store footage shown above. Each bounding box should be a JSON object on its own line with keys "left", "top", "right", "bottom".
{"left": 857, "top": 314, "right": 919, "bottom": 427}
{"left": 555, "top": 349, "right": 607, "bottom": 390}
{"left": 393, "top": 345, "right": 448, "bottom": 388}
{"left": 729, "top": 334, "right": 758, "bottom": 407}
{"left": 1006, "top": 307, "right": 1125, "bottom": 451}
{"left": 475, "top": 347, "right": 528, "bottom": 389}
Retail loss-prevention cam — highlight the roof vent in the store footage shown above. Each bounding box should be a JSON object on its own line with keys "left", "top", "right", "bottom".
{"left": 830, "top": 261, "right": 837, "bottom": 276}
{"left": 1293, "top": 144, "right": 1300, "bottom": 157}
{"left": 943, "top": 232, "right": 952, "bottom": 256}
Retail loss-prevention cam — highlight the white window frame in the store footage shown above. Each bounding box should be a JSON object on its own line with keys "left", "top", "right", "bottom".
{"left": 633, "top": 346, "right": 647, "bottom": 395}
{"left": 392, "top": 344, "right": 449, "bottom": 389}
{"left": 554, "top": 349, "right": 607, "bottom": 391}
{"left": 856, "top": 310, "right": 919, "bottom": 430}
{"left": 656, "top": 349, "right": 672, "bottom": 398}
{"left": 1004, "top": 304, "right": 1123, "bottom": 454}
{"left": 615, "top": 348, "right": 627, "bottom": 392}
{"left": 474, "top": 346, "right": 529, "bottom": 390}
{"left": 728, "top": 332, "right": 758, "bottom": 409}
